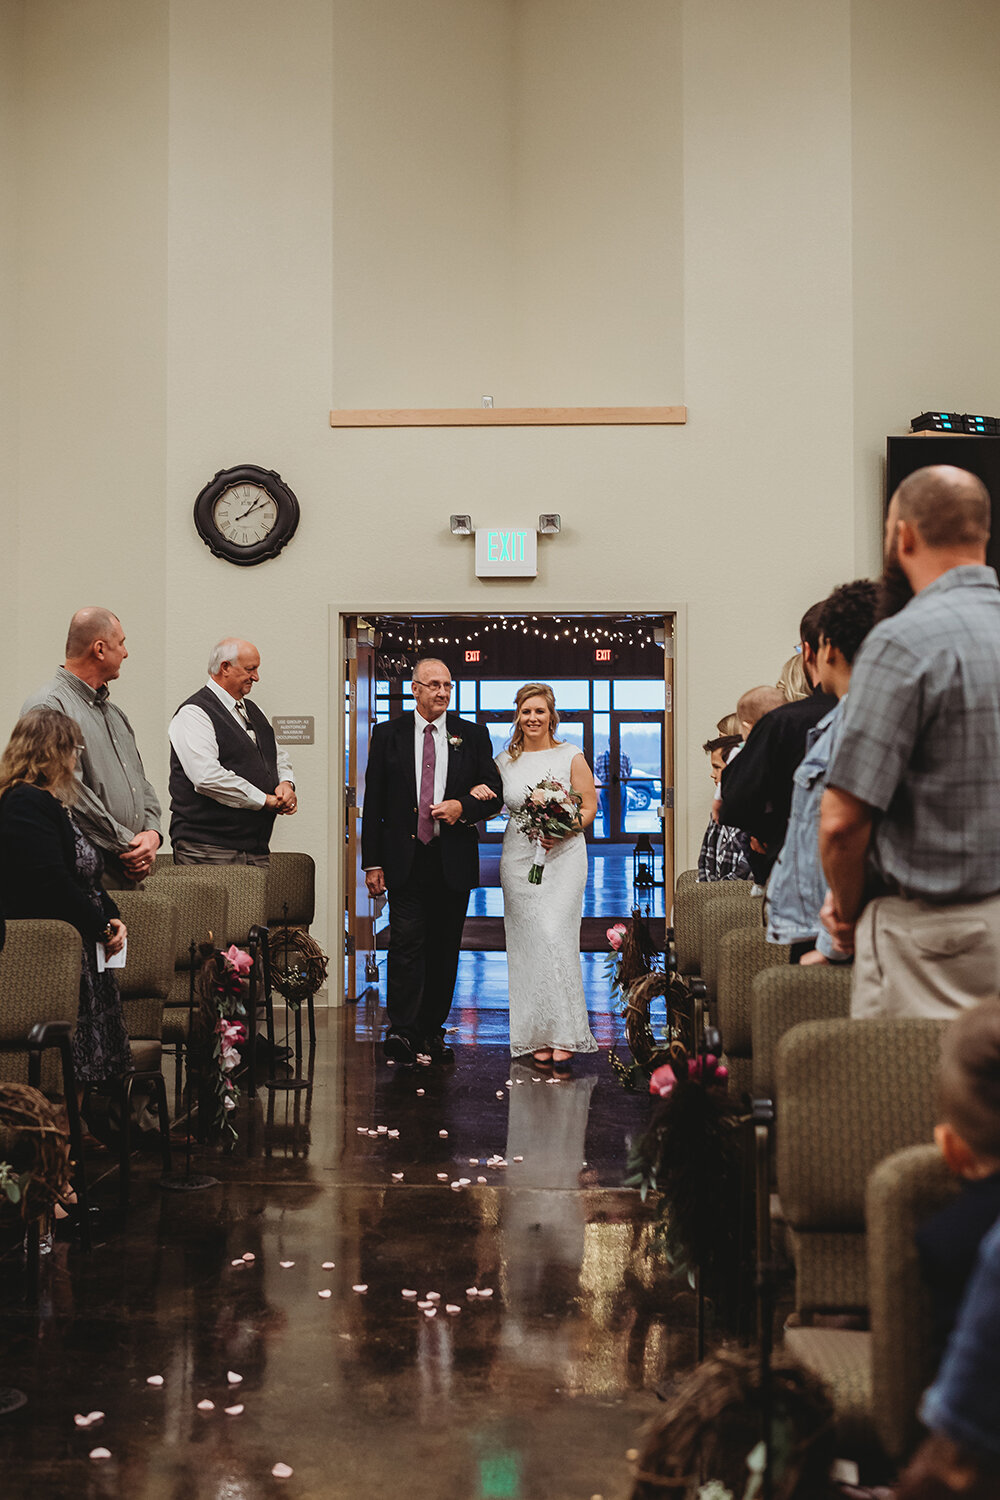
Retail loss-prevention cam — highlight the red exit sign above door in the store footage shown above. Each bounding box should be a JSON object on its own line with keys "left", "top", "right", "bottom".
{"left": 595, "top": 649, "right": 612, "bottom": 663}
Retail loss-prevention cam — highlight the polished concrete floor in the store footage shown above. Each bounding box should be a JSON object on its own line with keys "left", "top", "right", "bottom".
{"left": 0, "top": 1004, "right": 695, "bottom": 1500}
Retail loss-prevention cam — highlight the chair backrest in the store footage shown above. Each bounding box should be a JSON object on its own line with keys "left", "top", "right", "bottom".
{"left": 867, "top": 1143, "right": 960, "bottom": 1462}
{"left": 671, "top": 869, "right": 702, "bottom": 975}
{"left": 266, "top": 851, "right": 315, "bottom": 929}
{"left": 699, "top": 887, "right": 761, "bottom": 1002}
{"left": 777, "top": 1017, "right": 944, "bottom": 1314}
{"left": 155, "top": 864, "right": 267, "bottom": 948}
{"left": 716, "top": 929, "right": 789, "bottom": 1060}
{"left": 0, "top": 919, "right": 82, "bottom": 1090}
{"left": 751, "top": 963, "right": 853, "bottom": 1104}
{"left": 114, "top": 893, "right": 181, "bottom": 1040}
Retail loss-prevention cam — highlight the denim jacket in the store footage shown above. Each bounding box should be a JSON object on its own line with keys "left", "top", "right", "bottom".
{"left": 766, "top": 700, "right": 844, "bottom": 958}
{"left": 921, "top": 1214, "right": 1000, "bottom": 1457}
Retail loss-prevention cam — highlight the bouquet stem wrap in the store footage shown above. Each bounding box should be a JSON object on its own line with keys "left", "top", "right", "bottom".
{"left": 528, "top": 844, "right": 547, "bottom": 885}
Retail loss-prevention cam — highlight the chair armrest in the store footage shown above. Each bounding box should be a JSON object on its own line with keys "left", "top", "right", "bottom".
{"left": 28, "top": 1020, "right": 73, "bottom": 1047}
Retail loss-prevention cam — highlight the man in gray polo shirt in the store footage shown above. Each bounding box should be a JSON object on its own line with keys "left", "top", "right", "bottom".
{"left": 23, "top": 607, "right": 162, "bottom": 888}
{"left": 819, "top": 465, "right": 1000, "bottom": 1018}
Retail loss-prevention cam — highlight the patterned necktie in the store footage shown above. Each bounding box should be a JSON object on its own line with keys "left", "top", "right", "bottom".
{"left": 235, "top": 700, "right": 256, "bottom": 743}
{"left": 418, "top": 724, "right": 436, "bottom": 844}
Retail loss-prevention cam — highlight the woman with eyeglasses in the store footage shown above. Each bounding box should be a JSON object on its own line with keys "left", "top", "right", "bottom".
{"left": 0, "top": 708, "right": 131, "bottom": 1095}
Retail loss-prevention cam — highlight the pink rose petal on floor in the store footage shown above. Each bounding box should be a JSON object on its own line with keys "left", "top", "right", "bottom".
{"left": 227, "top": 1371, "right": 243, "bottom": 1385}
{"left": 279, "top": 1260, "right": 295, "bottom": 1269}
{"left": 197, "top": 1400, "right": 215, "bottom": 1412}
{"left": 241, "top": 1253, "right": 255, "bottom": 1262}
{"left": 446, "top": 1304, "right": 461, "bottom": 1314}
{"left": 272, "top": 1463, "right": 294, "bottom": 1479}
{"left": 352, "top": 1283, "right": 368, "bottom": 1293}
{"left": 401, "top": 1289, "right": 417, "bottom": 1298}
{"left": 89, "top": 1448, "right": 111, "bottom": 1461}
{"left": 146, "top": 1375, "right": 164, "bottom": 1387}
{"left": 322, "top": 1261, "right": 335, "bottom": 1269}
{"left": 224, "top": 1404, "right": 244, "bottom": 1416}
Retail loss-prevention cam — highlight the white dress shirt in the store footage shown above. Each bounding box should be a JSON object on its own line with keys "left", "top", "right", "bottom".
{"left": 415, "top": 710, "right": 449, "bottom": 837}
{"left": 169, "top": 679, "right": 294, "bottom": 810}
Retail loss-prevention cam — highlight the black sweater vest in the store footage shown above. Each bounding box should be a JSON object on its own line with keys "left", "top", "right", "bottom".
{"left": 169, "top": 687, "right": 279, "bottom": 853}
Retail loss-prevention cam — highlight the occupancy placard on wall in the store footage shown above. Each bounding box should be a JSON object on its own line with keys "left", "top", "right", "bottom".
{"left": 474, "top": 527, "right": 537, "bottom": 577}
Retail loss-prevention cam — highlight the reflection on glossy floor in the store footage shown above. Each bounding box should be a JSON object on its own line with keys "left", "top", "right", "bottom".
{"left": 0, "top": 1009, "right": 694, "bottom": 1499}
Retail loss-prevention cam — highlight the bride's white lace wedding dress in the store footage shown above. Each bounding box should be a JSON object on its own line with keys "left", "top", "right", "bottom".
{"left": 497, "top": 741, "right": 599, "bottom": 1058}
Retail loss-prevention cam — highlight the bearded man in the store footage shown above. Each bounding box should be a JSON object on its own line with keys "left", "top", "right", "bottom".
{"left": 819, "top": 464, "right": 1000, "bottom": 1018}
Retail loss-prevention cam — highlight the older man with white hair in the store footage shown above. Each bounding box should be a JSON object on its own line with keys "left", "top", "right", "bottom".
{"left": 168, "top": 638, "right": 296, "bottom": 866}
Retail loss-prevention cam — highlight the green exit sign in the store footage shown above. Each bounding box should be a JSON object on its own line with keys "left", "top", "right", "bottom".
{"left": 475, "top": 528, "right": 537, "bottom": 577}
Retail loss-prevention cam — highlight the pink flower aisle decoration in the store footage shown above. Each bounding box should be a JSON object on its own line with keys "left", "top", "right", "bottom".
{"left": 511, "top": 776, "right": 582, "bottom": 883}
{"left": 196, "top": 942, "right": 252, "bottom": 1144}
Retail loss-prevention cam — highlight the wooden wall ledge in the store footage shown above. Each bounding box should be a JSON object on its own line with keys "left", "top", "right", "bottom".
{"left": 330, "top": 405, "right": 686, "bottom": 428}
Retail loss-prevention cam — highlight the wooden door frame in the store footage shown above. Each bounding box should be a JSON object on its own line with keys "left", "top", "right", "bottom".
{"left": 329, "top": 602, "right": 688, "bottom": 1007}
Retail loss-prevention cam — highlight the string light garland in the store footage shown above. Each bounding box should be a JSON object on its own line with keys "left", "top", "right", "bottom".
{"left": 372, "top": 615, "right": 663, "bottom": 650}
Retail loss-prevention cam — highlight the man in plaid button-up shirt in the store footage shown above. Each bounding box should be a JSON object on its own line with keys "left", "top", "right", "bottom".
{"left": 819, "top": 465, "right": 1000, "bottom": 1018}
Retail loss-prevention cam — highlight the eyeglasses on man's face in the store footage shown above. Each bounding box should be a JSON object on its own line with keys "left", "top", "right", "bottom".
{"left": 414, "top": 679, "right": 453, "bottom": 692}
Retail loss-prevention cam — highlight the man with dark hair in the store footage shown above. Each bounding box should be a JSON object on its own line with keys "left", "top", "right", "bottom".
{"left": 697, "top": 733, "right": 751, "bottom": 881}
{"left": 820, "top": 465, "right": 1000, "bottom": 1017}
{"left": 23, "top": 607, "right": 162, "bottom": 887}
{"left": 718, "top": 599, "right": 837, "bottom": 883}
{"left": 766, "top": 579, "right": 878, "bottom": 961}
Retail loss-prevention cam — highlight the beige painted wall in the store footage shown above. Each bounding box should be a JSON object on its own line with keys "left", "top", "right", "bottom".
{"left": 5, "top": 0, "right": 1000, "bottom": 993}
{"left": 0, "top": 0, "right": 22, "bottom": 660}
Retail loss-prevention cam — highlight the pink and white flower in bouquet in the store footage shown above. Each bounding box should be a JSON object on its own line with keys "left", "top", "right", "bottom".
{"left": 512, "top": 776, "right": 582, "bottom": 883}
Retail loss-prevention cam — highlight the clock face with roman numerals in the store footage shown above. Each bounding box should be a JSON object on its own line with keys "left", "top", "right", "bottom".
{"left": 194, "top": 464, "right": 300, "bottom": 566}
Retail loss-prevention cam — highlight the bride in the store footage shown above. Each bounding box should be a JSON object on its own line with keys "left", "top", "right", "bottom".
{"left": 472, "top": 682, "right": 598, "bottom": 1072}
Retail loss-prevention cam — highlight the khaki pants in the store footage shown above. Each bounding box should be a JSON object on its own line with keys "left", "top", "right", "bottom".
{"left": 851, "top": 891, "right": 1000, "bottom": 1020}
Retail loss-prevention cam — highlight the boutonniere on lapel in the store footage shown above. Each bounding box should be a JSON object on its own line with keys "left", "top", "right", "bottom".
{"left": 447, "top": 734, "right": 463, "bottom": 749}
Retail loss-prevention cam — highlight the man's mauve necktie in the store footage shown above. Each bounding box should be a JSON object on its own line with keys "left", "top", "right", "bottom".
{"left": 418, "top": 724, "right": 436, "bottom": 843}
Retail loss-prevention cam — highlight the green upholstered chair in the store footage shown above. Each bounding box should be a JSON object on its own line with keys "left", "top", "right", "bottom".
{"left": 145, "top": 874, "right": 230, "bottom": 1107}
{"left": 751, "top": 962, "right": 853, "bottom": 1107}
{"left": 0, "top": 918, "right": 90, "bottom": 1247}
{"left": 698, "top": 886, "right": 762, "bottom": 1009}
{"left": 113, "top": 892, "right": 180, "bottom": 1201}
{"left": 715, "top": 929, "right": 789, "bottom": 1101}
{"left": 671, "top": 869, "right": 701, "bottom": 975}
{"left": 267, "top": 852, "right": 315, "bottom": 931}
{"left": 777, "top": 1016, "right": 944, "bottom": 1319}
{"left": 867, "top": 1143, "right": 959, "bottom": 1464}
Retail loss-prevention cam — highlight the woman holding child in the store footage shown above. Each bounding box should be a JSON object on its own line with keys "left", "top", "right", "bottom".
{"left": 472, "top": 683, "right": 598, "bottom": 1072}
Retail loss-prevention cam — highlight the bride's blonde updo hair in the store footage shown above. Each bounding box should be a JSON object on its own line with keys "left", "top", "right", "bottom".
{"left": 506, "top": 682, "right": 561, "bottom": 760}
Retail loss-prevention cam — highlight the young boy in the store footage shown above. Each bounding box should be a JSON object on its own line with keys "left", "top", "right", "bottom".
{"left": 697, "top": 733, "right": 751, "bottom": 882}
{"left": 916, "top": 1000, "right": 1000, "bottom": 1346}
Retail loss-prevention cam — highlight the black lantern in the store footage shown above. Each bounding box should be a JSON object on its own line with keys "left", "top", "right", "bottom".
{"left": 632, "top": 834, "right": 661, "bottom": 910}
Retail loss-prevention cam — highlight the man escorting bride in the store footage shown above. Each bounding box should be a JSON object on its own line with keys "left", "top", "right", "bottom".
{"left": 473, "top": 682, "right": 599, "bottom": 1073}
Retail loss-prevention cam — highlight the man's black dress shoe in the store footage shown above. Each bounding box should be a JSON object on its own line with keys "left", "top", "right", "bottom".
{"left": 384, "top": 1032, "right": 417, "bottom": 1065}
{"left": 423, "top": 1035, "right": 455, "bottom": 1065}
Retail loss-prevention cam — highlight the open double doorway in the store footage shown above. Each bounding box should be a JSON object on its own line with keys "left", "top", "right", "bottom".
{"left": 343, "top": 612, "right": 675, "bottom": 1001}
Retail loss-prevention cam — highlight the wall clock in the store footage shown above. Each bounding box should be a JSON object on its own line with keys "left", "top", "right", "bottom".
{"left": 194, "top": 464, "right": 300, "bottom": 566}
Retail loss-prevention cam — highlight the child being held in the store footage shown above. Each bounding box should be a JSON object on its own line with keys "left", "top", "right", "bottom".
{"left": 916, "top": 999, "right": 1000, "bottom": 1349}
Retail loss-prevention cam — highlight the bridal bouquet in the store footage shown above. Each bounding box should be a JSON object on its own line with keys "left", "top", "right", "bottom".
{"left": 513, "top": 776, "right": 582, "bottom": 883}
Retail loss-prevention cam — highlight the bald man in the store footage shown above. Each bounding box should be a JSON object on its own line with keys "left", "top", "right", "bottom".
{"left": 23, "top": 607, "right": 162, "bottom": 887}
{"left": 821, "top": 465, "right": 1000, "bottom": 1018}
{"left": 168, "top": 638, "right": 296, "bottom": 866}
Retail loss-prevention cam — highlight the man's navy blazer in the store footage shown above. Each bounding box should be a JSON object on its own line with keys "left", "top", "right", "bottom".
{"left": 360, "top": 713, "right": 502, "bottom": 892}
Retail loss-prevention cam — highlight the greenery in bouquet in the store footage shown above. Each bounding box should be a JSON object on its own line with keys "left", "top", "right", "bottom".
{"left": 512, "top": 775, "right": 582, "bottom": 883}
